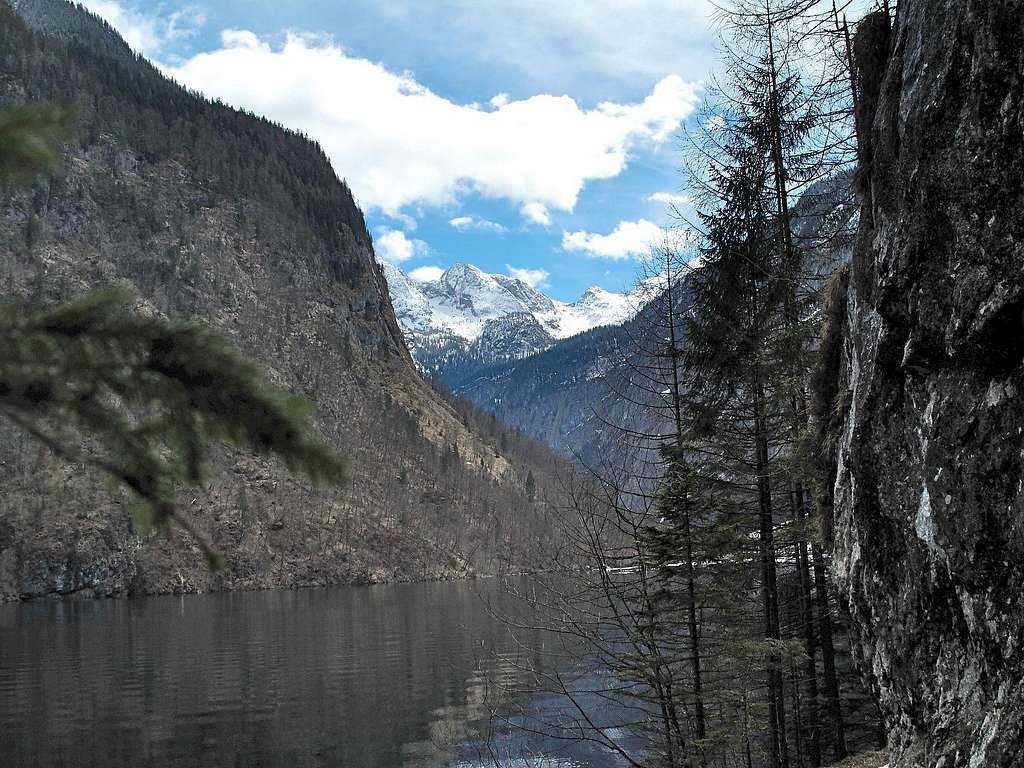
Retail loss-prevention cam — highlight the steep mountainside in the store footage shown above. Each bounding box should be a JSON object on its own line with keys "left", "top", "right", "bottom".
{"left": 469, "top": 313, "right": 554, "bottom": 364}
{"left": 0, "top": 0, "right": 563, "bottom": 600}
{"left": 448, "top": 312, "right": 640, "bottom": 460}
{"left": 827, "top": 3, "right": 1024, "bottom": 765}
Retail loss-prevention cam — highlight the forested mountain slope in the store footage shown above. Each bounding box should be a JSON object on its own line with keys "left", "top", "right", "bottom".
{"left": 449, "top": 311, "right": 644, "bottom": 461}
{"left": 0, "top": 0, "right": 564, "bottom": 600}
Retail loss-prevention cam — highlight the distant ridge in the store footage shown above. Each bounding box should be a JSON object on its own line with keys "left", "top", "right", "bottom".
{"left": 382, "top": 260, "right": 642, "bottom": 376}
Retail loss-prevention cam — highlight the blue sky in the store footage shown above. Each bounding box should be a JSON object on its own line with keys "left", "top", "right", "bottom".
{"left": 84, "top": 0, "right": 719, "bottom": 301}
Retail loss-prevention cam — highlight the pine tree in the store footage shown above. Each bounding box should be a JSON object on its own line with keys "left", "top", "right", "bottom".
{"left": 684, "top": 128, "right": 795, "bottom": 767}
{"left": 675, "top": 1, "right": 867, "bottom": 761}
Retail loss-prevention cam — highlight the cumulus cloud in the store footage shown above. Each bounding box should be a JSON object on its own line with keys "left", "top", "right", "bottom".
{"left": 219, "top": 29, "right": 265, "bottom": 51}
{"left": 164, "top": 32, "right": 700, "bottom": 219}
{"left": 82, "top": 0, "right": 205, "bottom": 56}
{"left": 520, "top": 202, "right": 552, "bottom": 226}
{"left": 408, "top": 265, "right": 445, "bottom": 282}
{"left": 562, "top": 219, "right": 664, "bottom": 260}
{"left": 648, "top": 191, "right": 693, "bottom": 206}
{"left": 374, "top": 228, "right": 428, "bottom": 264}
{"left": 506, "top": 265, "right": 550, "bottom": 289}
{"left": 449, "top": 216, "right": 507, "bottom": 233}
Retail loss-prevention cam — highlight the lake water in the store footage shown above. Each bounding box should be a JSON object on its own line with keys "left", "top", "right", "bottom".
{"left": 0, "top": 579, "right": 636, "bottom": 768}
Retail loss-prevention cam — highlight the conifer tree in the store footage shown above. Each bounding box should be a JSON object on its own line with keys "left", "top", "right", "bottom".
{"left": 640, "top": 248, "right": 765, "bottom": 765}
{"left": 722, "top": 4, "right": 862, "bottom": 761}
{"left": 675, "top": 2, "right": 866, "bottom": 762}
{"left": 684, "top": 123, "right": 795, "bottom": 767}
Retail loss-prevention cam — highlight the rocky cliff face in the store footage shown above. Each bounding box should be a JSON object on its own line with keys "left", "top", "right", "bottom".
{"left": 0, "top": 0, "right": 563, "bottom": 600}
{"left": 831, "top": 2, "right": 1024, "bottom": 765}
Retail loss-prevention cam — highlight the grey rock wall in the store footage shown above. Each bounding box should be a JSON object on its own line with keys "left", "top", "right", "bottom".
{"left": 832, "top": 2, "right": 1024, "bottom": 765}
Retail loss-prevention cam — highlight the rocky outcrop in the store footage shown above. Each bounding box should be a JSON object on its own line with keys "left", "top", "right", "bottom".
{"left": 831, "top": 2, "right": 1024, "bottom": 766}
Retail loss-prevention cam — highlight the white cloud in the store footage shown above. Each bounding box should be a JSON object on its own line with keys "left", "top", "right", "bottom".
{"left": 374, "top": 228, "right": 428, "bottom": 264}
{"left": 648, "top": 192, "right": 693, "bottom": 206}
{"left": 82, "top": 0, "right": 205, "bottom": 56}
{"left": 506, "top": 265, "right": 550, "bottom": 289}
{"left": 408, "top": 265, "right": 445, "bottom": 282}
{"left": 361, "top": 0, "right": 717, "bottom": 101}
{"left": 388, "top": 212, "right": 418, "bottom": 231}
{"left": 449, "top": 215, "right": 506, "bottom": 233}
{"left": 562, "top": 219, "right": 664, "bottom": 260}
{"left": 219, "top": 29, "right": 266, "bottom": 51}
{"left": 165, "top": 32, "right": 700, "bottom": 217}
{"left": 521, "top": 202, "right": 552, "bottom": 226}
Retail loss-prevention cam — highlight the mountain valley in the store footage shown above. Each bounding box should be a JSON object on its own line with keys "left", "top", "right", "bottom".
{"left": 1, "top": 0, "right": 1022, "bottom": 766}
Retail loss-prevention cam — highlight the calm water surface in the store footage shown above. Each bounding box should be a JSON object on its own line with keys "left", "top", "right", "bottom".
{"left": 0, "top": 579, "right": 633, "bottom": 768}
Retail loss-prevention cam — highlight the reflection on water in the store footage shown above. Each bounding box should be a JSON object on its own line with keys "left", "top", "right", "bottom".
{"left": 0, "top": 579, "right": 629, "bottom": 768}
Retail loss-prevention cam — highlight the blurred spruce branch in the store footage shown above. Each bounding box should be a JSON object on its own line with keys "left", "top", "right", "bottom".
{"left": 0, "top": 102, "right": 76, "bottom": 183}
{"left": 0, "top": 102, "right": 347, "bottom": 567}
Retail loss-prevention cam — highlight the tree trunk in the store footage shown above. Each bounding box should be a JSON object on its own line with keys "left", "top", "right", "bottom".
{"left": 812, "top": 543, "right": 847, "bottom": 760}
{"left": 794, "top": 483, "right": 823, "bottom": 766}
{"left": 666, "top": 259, "right": 707, "bottom": 749}
{"left": 754, "top": 380, "right": 789, "bottom": 768}
{"left": 683, "top": 485, "right": 707, "bottom": 745}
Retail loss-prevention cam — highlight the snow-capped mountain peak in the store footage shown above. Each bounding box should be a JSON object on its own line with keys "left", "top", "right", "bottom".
{"left": 380, "top": 262, "right": 435, "bottom": 334}
{"left": 381, "top": 260, "right": 644, "bottom": 369}
{"left": 430, "top": 262, "right": 555, "bottom": 321}
{"left": 437, "top": 262, "right": 487, "bottom": 302}
{"left": 491, "top": 274, "right": 557, "bottom": 315}
{"left": 568, "top": 286, "right": 635, "bottom": 325}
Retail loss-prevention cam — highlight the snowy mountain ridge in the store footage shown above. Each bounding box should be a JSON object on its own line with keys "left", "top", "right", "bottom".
{"left": 381, "top": 261, "right": 642, "bottom": 352}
